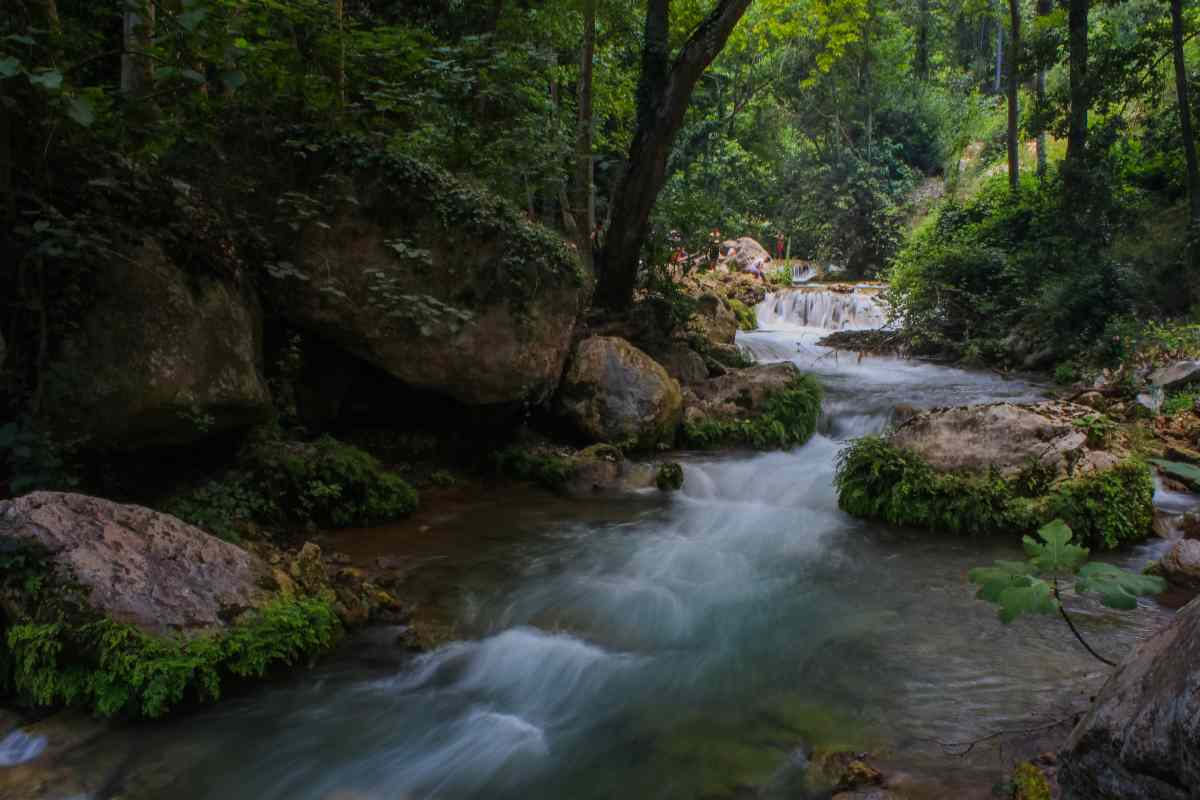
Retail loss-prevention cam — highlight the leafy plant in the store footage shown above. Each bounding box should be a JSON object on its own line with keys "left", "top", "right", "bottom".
{"left": 1072, "top": 414, "right": 1118, "bottom": 448}
{"left": 683, "top": 375, "right": 823, "bottom": 450}
{"left": 968, "top": 519, "right": 1164, "bottom": 665}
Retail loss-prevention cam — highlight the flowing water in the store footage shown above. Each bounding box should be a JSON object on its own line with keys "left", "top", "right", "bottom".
{"left": 30, "top": 287, "right": 1180, "bottom": 800}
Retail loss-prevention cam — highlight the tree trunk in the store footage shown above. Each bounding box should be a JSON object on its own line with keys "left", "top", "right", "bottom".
{"left": 993, "top": 2, "right": 1003, "bottom": 94}
{"left": 594, "top": 0, "right": 753, "bottom": 309}
{"left": 1172, "top": 0, "right": 1200, "bottom": 243}
{"left": 121, "top": 1, "right": 155, "bottom": 97}
{"left": 915, "top": 0, "right": 930, "bottom": 80}
{"left": 335, "top": 0, "right": 346, "bottom": 110}
{"left": 575, "top": 0, "right": 597, "bottom": 273}
{"left": 1036, "top": 0, "right": 1050, "bottom": 179}
{"left": 1065, "top": 0, "right": 1089, "bottom": 170}
{"left": 1007, "top": 0, "right": 1020, "bottom": 190}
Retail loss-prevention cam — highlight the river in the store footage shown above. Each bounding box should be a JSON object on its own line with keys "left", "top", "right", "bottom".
{"left": 17, "top": 287, "right": 1179, "bottom": 800}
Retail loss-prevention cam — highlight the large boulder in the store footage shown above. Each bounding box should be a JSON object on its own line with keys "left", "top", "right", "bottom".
{"left": 45, "top": 239, "right": 271, "bottom": 448}
{"left": 682, "top": 363, "right": 823, "bottom": 450}
{"left": 0, "top": 492, "right": 279, "bottom": 636}
{"left": 717, "top": 237, "right": 772, "bottom": 272}
{"left": 836, "top": 401, "right": 1155, "bottom": 549}
{"left": 1058, "top": 595, "right": 1200, "bottom": 799}
{"left": 1149, "top": 360, "right": 1200, "bottom": 390}
{"left": 556, "top": 337, "right": 682, "bottom": 450}
{"left": 267, "top": 152, "right": 589, "bottom": 411}
{"left": 889, "top": 401, "right": 1120, "bottom": 477}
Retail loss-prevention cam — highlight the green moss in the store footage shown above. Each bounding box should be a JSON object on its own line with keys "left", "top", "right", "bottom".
{"left": 683, "top": 375, "right": 823, "bottom": 450}
{"left": 834, "top": 437, "right": 1154, "bottom": 549}
{"left": 0, "top": 546, "right": 340, "bottom": 718}
{"left": 1011, "top": 761, "right": 1052, "bottom": 800}
{"left": 494, "top": 446, "right": 575, "bottom": 491}
{"left": 728, "top": 298, "right": 758, "bottom": 332}
{"left": 656, "top": 462, "right": 685, "bottom": 491}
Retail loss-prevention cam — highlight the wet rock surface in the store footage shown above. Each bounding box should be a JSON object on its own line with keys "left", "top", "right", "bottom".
{"left": 1059, "top": 595, "right": 1200, "bottom": 799}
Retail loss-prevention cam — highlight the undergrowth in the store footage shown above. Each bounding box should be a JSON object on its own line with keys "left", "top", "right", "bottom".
{"left": 834, "top": 437, "right": 1153, "bottom": 549}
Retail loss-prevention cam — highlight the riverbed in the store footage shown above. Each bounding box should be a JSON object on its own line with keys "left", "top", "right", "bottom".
{"left": 7, "top": 292, "right": 1180, "bottom": 800}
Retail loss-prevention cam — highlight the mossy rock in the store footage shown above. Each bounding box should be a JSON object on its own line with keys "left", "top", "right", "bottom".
{"left": 0, "top": 502, "right": 342, "bottom": 719}
{"left": 727, "top": 298, "right": 758, "bottom": 332}
{"left": 656, "top": 462, "right": 684, "bottom": 491}
{"left": 835, "top": 437, "right": 1154, "bottom": 549}
{"left": 1011, "top": 761, "right": 1053, "bottom": 800}
{"left": 684, "top": 372, "right": 823, "bottom": 451}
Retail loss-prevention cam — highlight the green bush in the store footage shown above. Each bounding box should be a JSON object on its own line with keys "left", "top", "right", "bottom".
{"left": 494, "top": 446, "right": 575, "bottom": 491}
{"left": 834, "top": 437, "right": 1153, "bottom": 549}
{"left": 728, "top": 298, "right": 758, "bottom": 332}
{"left": 683, "top": 375, "right": 823, "bottom": 450}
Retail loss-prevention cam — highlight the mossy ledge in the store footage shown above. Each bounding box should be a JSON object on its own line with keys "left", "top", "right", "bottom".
{"left": 683, "top": 375, "right": 823, "bottom": 450}
{"left": 834, "top": 437, "right": 1154, "bottom": 549}
{"left": 0, "top": 544, "right": 341, "bottom": 719}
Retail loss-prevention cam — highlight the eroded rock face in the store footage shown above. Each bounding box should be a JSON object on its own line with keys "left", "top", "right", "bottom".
{"left": 268, "top": 158, "right": 589, "bottom": 410}
{"left": 684, "top": 361, "right": 804, "bottom": 425}
{"left": 1058, "top": 595, "right": 1200, "bottom": 799}
{"left": 46, "top": 239, "right": 271, "bottom": 448}
{"left": 557, "top": 337, "right": 682, "bottom": 450}
{"left": 0, "top": 492, "right": 277, "bottom": 636}
{"left": 889, "top": 401, "right": 1119, "bottom": 477}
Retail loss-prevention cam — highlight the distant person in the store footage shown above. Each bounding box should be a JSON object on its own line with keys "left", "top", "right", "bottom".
{"left": 746, "top": 256, "right": 767, "bottom": 282}
{"left": 775, "top": 234, "right": 785, "bottom": 260}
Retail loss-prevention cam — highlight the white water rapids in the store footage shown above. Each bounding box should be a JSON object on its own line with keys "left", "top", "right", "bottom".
{"left": 44, "top": 287, "right": 1177, "bottom": 800}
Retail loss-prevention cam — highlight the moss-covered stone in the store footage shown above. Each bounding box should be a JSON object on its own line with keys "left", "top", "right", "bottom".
{"left": 834, "top": 437, "right": 1154, "bottom": 549}
{"left": 656, "top": 462, "right": 684, "bottom": 491}
{"left": 683, "top": 374, "right": 823, "bottom": 451}
{"left": 1011, "top": 761, "right": 1052, "bottom": 800}
{"left": 727, "top": 298, "right": 758, "bottom": 332}
{"left": 0, "top": 542, "right": 341, "bottom": 719}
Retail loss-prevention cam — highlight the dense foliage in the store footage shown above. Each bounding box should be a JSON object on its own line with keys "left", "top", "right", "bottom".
{"left": 834, "top": 437, "right": 1154, "bottom": 549}
{"left": 683, "top": 374, "right": 823, "bottom": 449}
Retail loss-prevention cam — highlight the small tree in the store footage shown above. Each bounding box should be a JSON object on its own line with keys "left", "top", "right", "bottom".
{"left": 968, "top": 519, "right": 1165, "bottom": 666}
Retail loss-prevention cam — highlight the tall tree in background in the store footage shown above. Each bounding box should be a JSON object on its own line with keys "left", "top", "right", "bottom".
{"left": 1035, "top": 0, "right": 1050, "bottom": 179}
{"left": 1006, "top": 0, "right": 1020, "bottom": 189}
{"left": 1171, "top": 0, "right": 1200, "bottom": 257}
{"left": 915, "top": 0, "right": 931, "bottom": 80}
{"left": 121, "top": 1, "right": 154, "bottom": 97}
{"left": 595, "top": 0, "right": 754, "bottom": 309}
{"left": 575, "top": 0, "right": 597, "bottom": 272}
{"left": 1065, "top": 0, "right": 1089, "bottom": 177}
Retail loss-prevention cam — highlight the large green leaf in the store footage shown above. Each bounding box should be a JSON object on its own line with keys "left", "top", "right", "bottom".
{"left": 996, "top": 578, "right": 1057, "bottom": 623}
{"left": 968, "top": 560, "right": 1037, "bottom": 600}
{"left": 1075, "top": 562, "right": 1166, "bottom": 610}
{"left": 1023, "top": 519, "right": 1089, "bottom": 575}
{"left": 27, "top": 69, "right": 63, "bottom": 91}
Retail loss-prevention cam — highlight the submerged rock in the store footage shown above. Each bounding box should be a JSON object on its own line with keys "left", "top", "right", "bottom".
{"left": 497, "top": 443, "right": 679, "bottom": 496}
{"left": 557, "top": 337, "right": 683, "bottom": 451}
{"left": 45, "top": 238, "right": 271, "bottom": 448}
{"left": 1058, "top": 595, "right": 1200, "bottom": 799}
{"left": 836, "top": 402, "right": 1154, "bottom": 549}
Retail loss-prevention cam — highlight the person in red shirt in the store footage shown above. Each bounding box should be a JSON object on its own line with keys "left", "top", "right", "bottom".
{"left": 775, "top": 233, "right": 785, "bottom": 260}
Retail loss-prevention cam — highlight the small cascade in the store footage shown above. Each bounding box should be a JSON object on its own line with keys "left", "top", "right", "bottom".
{"left": 755, "top": 287, "right": 886, "bottom": 331}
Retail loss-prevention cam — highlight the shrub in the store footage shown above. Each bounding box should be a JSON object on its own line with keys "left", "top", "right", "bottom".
{"left": 728, "top": 298, "right": 757, "bottom": 332}
{"left": 834, "top": 437, "right": 1153, "bottom": 549}
{"left": 494, "top": 446, "right": 575, "bottom": 491}
{"left": 683, "top": 375, "right": 823, "bottom": 450}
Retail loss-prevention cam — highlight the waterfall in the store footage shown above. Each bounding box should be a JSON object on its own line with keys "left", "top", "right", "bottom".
{"left": 755, "top": 287, "right": 887, "bottom": 331}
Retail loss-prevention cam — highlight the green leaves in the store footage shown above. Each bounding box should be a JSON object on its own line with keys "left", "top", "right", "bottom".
{"left": 1076, "top": 563, "right": 1166, "bottom": 611}
{"left": 970, "top": 518, "right": 1164, "bottom": 628}
{"left": 968, "top": 561, "right": 1057, "bottom": 623}
{"left": 1022, "top": 519, "right": 1089, "bottom": 575}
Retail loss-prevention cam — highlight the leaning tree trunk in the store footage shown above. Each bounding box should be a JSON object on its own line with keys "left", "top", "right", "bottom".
{"left": 575, "top": 0, "right": 597, "bottom": 273}
{"left": 1065, "top": 0, "right": 1089, "bottom": 175}
{"left": 915, "top": 0, "right": 930, "bottom": 80}
{"left": 1006, "top": 0, "right": 1020, "bottom": 190}
{"left": 594, "top": 0, "right": 754, "bottom": 310}
{"left": 1035, "top": 0, "right": 1050, "bottom": 179}
{"left": 1172, "top": 0, "right": 1200, "bottom": 254}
